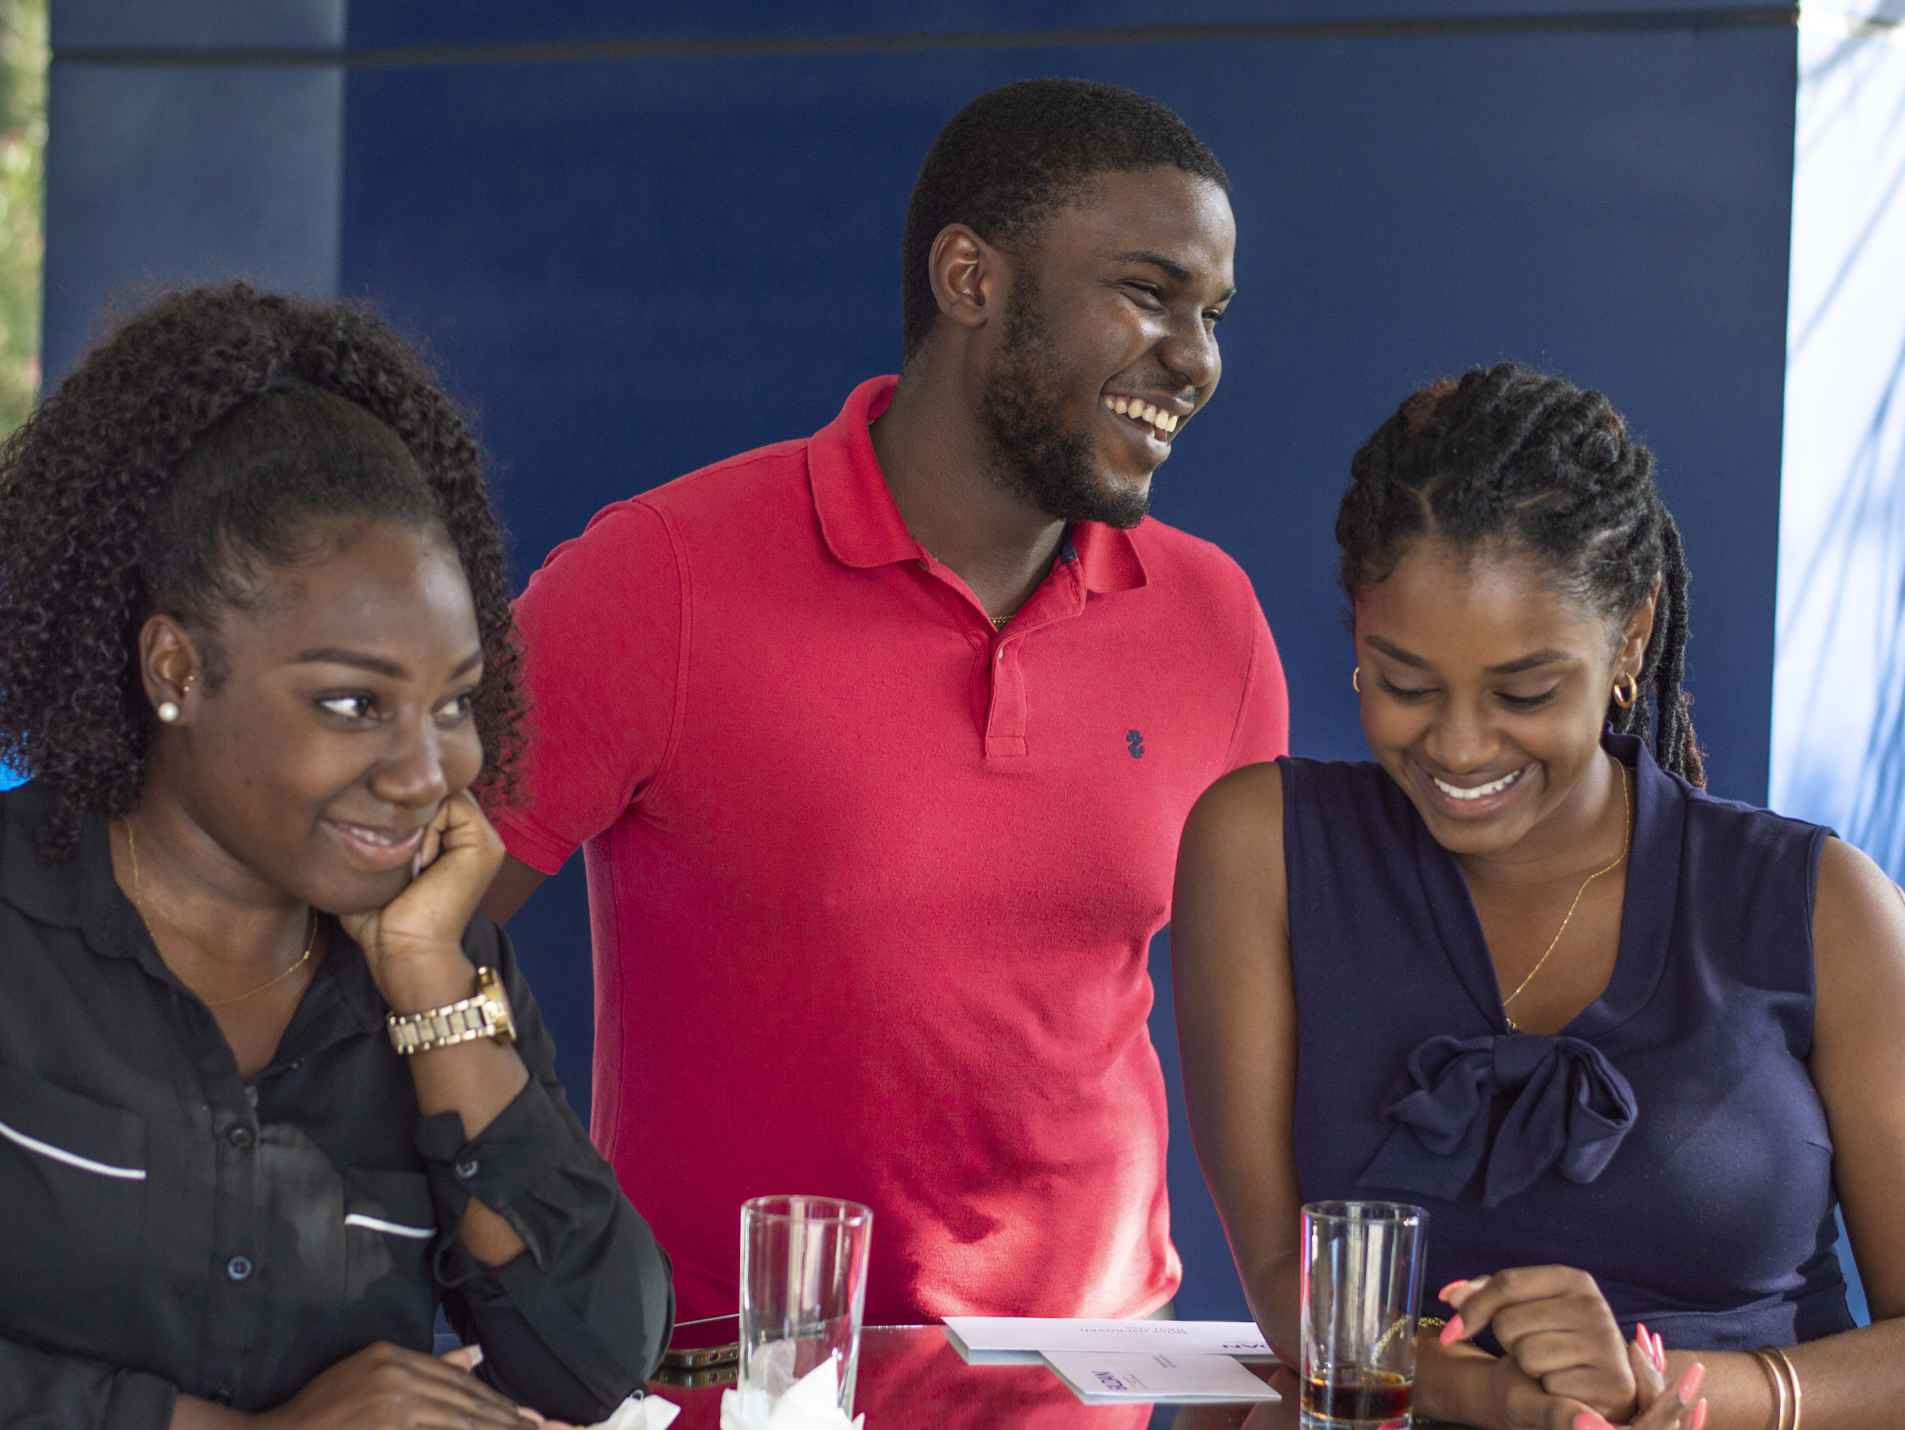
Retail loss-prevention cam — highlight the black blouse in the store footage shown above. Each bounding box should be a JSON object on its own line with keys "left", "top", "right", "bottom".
{"left": 0, "top": 783, "right": 673, "bottom": 1427}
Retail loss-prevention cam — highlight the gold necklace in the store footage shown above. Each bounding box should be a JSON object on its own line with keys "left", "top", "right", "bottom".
{"left": 990, "top": 613, "right": 1011, "bottom": 630}
{"left": 1499, "top": 764, "right": 1631, "bottom": 1032}
{"left": 121, "top": 820, "right": 318, "bottom": 1008}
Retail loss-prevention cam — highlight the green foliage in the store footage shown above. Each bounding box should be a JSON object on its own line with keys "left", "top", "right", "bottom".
{"left": 0, "top": 0, "right": 44, "bottom": 438}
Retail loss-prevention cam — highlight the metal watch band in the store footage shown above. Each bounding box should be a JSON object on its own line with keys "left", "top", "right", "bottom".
{"left": 386, "top": 966, "right": 513, "bottom": 1055}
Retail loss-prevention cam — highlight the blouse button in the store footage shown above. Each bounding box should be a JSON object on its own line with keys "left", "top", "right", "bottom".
{"left": 227, "top": 1125, "right": 256, "bottom": 1151}
{"left": 225, "top": 1255, "right": 254, "bottom": 1282}
{"left": 454, "top": 1159, "right": 480, "bottom": 1181}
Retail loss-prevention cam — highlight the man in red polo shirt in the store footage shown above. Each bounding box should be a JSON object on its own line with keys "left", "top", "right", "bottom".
{"left": 482, "top": 79, "right": 1288, "bottom": 1325}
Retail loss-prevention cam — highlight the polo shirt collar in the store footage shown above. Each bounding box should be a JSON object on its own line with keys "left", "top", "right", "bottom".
{"left": 1065, "top": 515, "right": 1148, "bottom": 595}
{"left": 808, "top": 375, "right": 1148, "bottom": 593}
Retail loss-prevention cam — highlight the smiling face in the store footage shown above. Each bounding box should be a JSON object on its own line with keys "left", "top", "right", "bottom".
{"left": 976, "top": 167, "right": 1235, "bottom": 526}
{"left": 152, "top": 518, "right": 485, "bottom": 915}
{"left": 1354, "top": 537, "right": 1653, "bottom": 865}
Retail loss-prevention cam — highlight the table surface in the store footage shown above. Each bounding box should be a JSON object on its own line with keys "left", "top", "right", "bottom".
{"left": 644, "top": 1325, "right": 1469, "bottom": 1428}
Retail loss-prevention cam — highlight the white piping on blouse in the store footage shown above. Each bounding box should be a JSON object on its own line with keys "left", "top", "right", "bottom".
{"left": 344, "top": 1212, "right": 435, "bottom": 1240}
{"left": 0, "top": 1116, "right": 147, "bottom": 1181}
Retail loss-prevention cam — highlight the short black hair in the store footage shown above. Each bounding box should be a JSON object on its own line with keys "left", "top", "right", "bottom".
{"left": 900, "top": 78, "right": 1230, "bottom": 362}
{"left": 1336, "top": 362, "right": 1706, "bottom": 786}
{"left": 0, "top": 283, "right": 526, "bottom": 859}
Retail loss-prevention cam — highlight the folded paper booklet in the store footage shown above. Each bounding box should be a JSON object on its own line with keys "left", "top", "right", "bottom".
{"left": 1041, "top": 1350, "right": 1281, "bottom": 1406}
{"left": 942, "top": 1317, "right": 1274, "bottom": 1365}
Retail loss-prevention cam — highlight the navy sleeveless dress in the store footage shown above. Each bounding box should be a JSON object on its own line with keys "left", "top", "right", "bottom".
{"left": 1283, "top": 734, "right": 1855, "bottom": 1350}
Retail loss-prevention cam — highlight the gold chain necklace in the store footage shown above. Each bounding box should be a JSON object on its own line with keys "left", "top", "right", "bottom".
{"left": 990, "top": 613, "right": 1011, "bottom": 630}
{"left": 121, "top": 820, "right": 317, "bottom": 1008}
{"left": 1500, "top": 764, "right": 1631, "bottom": 1032}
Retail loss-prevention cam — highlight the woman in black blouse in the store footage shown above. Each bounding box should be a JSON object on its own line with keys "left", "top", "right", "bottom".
{"left": 0, "top": 285, "right": 672, "bottom": 1428}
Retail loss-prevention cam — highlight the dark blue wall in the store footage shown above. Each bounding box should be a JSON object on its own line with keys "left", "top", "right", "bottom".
{"left": 46, "top": 3, "right": 1799, "bottom": 1321}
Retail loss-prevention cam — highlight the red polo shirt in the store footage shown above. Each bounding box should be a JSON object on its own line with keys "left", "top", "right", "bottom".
{"left": 496, "top": 377, "right": 1288, "bottom": 1323}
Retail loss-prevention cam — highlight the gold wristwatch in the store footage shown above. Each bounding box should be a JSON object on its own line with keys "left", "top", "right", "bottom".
{"left": 386, "top": 966, "right": 517, "bottom": 1055}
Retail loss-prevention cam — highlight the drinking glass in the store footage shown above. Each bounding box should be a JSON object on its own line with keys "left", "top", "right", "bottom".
{"left": 739, "top": 1195, "right": 873, "bottom": 1415}
{"left": 1299, "top": 1200, "right": 1428, "bottom": 1429}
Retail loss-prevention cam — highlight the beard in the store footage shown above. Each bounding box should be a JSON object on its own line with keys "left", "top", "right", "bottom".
{"left": 978, "top": 274, "right": 1151, "bottom": 529}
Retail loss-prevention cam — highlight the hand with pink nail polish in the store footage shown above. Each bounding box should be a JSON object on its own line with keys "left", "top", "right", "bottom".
{"left": 1480, "top": 1349, "right": 1697, "bottom": 1430}
{"left": 1621, "top": 1322, "right": 1671, "bottom": 1423}
{"left": 1440, "top": 1264, "right": 1643, "bottom": 1422}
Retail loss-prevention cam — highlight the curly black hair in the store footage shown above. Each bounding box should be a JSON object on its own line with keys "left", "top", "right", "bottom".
{"left": 1336, "top": 362, "right": 1705, "bottom": 787}
{"left": 900, "top": 78, "right": 1229, "bottom": 362}
{"left": 0, "top": 283, "right": 525, "bottom": 859}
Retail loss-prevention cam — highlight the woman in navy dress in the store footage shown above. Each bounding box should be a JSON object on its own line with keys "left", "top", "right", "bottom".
{"left": 1173, "top": 365, "right": 1904, "bottom": 1430}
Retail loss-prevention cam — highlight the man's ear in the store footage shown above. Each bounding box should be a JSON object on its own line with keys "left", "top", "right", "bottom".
{"left": 928, "top": 223, "right": 1004, "bottom": 336}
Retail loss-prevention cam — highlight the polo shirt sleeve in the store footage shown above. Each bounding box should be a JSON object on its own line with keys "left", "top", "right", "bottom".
{"left": 1223, "top": 579, "right": 1290, "bottom": 771}
{"left": 492, "top": 499, "right": 685, "bottom": 873}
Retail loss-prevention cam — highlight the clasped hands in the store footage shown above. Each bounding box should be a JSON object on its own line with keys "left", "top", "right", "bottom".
{"left": 1431, "top": 1266, "right": 1708, "bottom": 1430}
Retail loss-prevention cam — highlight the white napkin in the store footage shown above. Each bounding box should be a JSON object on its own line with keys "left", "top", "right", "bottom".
{"left": 585, "top": 1393, "right": 681, "bottom": 1429}
{"left": 718, "top": 1358, "right": 865, "bottom": 1429}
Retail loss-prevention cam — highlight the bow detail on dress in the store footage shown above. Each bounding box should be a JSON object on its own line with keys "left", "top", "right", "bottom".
{"left": 1360, "top": 1032, "right": 1639, "bottom": 1208}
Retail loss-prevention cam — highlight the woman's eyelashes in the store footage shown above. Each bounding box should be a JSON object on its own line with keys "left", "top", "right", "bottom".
{"left": 1376, "top": 676, "right": 1435, "bottom": 703}
{"left": 1497, "top": 688, "right": 1559, "bottom": 711}
{"left": 315, "top": 687, "right": 479, "bottom": 725}
{"left": 1375, "top": 677, "right": 1560, "bottom": 711}
{"left": 318, "top": 692, "right": 378, "bottom": 722}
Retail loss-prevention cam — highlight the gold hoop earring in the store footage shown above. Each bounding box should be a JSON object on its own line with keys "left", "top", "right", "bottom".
{"left": 1351, "top": 665, "right": 1362, "bottom": 694}
{"left": 1611, "top": 673, "right": 1639, "bottom": 709}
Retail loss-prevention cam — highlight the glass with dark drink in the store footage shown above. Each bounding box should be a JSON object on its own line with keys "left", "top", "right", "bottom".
{"left": 1299, "top": 1201, "right": 1427, "bottom": 1429}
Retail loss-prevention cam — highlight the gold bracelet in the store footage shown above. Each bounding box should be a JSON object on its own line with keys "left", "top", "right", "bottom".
{"left": 1764, "top": 1345, "right": 1802, "bottom": 1430}
{"left": 1751, "top": 1348, "right": 1792, "bottom": 1430}
{"left": 1417, "top": 1315, "right": 1447, "bottom": 1333}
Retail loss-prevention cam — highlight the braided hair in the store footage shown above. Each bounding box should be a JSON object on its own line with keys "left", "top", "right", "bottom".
{"left": 0, "top": 283, "right": 525, "bottom": 860}
{"left": 1336, "top": 362, "right": 1706, "bottom": 787}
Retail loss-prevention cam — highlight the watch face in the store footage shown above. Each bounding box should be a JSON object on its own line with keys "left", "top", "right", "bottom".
{"left": 475, "top": 967, "right": 517, "bottom": 1045}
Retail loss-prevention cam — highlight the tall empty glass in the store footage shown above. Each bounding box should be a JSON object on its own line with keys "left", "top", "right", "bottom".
{"left": 739, "top": 1195, "right": 873, "bottom": 1415}
{"left": 1300, "top": 1200, "right": 1428, "bottom": 1429}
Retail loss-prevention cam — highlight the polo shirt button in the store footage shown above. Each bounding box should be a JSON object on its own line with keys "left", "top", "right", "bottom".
{"left": 226, "top": 1255, "right": 254, "bottom": 1281}
{"left": 227, "top": 1125, "right": 256, "bottom": 1150}
{"left": 455, "top": 1159, "right": 479, "bottom": 1180}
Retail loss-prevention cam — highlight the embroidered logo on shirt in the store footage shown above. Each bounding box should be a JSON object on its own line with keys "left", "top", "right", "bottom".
{"left": 1126, "top": 729, "right": 1146, "bottom": 759}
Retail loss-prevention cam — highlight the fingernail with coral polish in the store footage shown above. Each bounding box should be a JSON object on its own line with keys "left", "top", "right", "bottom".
{"left": 1437, "top": 1315, "right": 1464, "bottom": 1346}
{"left": 1690, "top": 1398, "right": 1708, "bottom": 1430}
{"left": 1653, "top": 1331, "right": 1667, "bottom": 1371}
{"left": 1573, "top": 1415, "right": 1613, "bottom": 1430}
{"left": 1676, "top": 1362, "right": 1706, "bottom": 1405}
{"left": 1635, "top": 1322, "right": 1650, "bottom": 1355}
{"left": 1444, "top": 1276, "right": 1486, "bottom": 1306}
